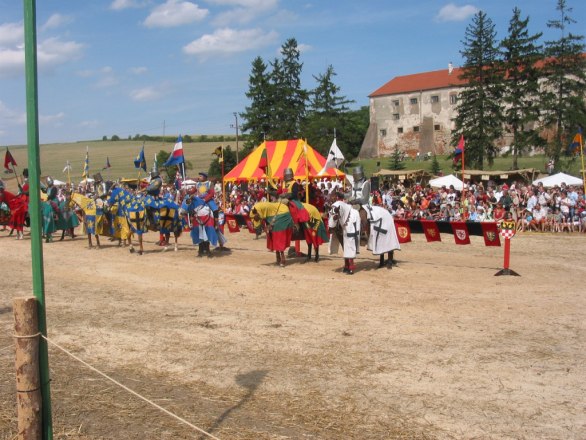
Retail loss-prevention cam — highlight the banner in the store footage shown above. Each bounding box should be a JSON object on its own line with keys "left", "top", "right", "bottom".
{"left": 421, "top": 220, "right": 441, "bottom": 242}
{"left": 451, "top": 222, "right": 470, "bottom": 245}
{"left": 225, "top": 214, "right": 240, "bottom": 233}
{"left": 481, "top": 222, "right": 501, "bottom": 246}
{"left": 394, "top": 219, "right": 412, "bottom": 243}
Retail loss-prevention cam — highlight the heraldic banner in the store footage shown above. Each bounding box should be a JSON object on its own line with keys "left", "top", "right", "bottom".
{"left": 394, "top": 219, "right": 412, "bottom": 243}
{"left": 450, "top": 222, "right": 471, "bottom": 245}
{"left": 480, "top": 222, "right": 501, "bottom": 247}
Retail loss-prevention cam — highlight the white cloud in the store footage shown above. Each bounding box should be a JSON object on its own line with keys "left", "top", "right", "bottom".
{"left": 40, "top": 112, "right": 66, "bottom": 124}
{"left": 37, "top": 38, "right": 84, "bottom": 71}
{"left": 0, "top": 100, "right": 26, "bottom": 125}
{"left": 79, "top": 119, "right": 100, "bottom": 128}
{"left": 144, "top": 0, "right": 209, "bottom": 28}
{"left": 297, "top": 43, "right": 312, "bottom": 53}
{"left": 183, "top": 28, "right": 278, "bottom": 57}
{"left": 0, "top": 22, "right": 24, "bottom": 47}
{"left": 129, "top": 85, "right": 166, "bottom": 101}
{"left": 436, "top": 3, "right": 478, "bottom": 22}
{"left": 94, "top": 67, "right": 118, "bottom": 88}
{"left": 110, "top": 0, "right": 147, "bottom": 10}
{"left": 210, "top": 0, "right": 278, "bottom": 26}
{"left": 130, "top": 66, "right": 148, "bottom": 75}
{"left": 0, "top": 48, "right": 24, "bottom": 78}
{"left": 41, "top": 14, "right": 74, "bottom": 31}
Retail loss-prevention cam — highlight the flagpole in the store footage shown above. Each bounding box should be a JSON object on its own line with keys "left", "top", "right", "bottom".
{"left": 580, "top": 135, "right": 586, "bottom": 195}
{"left": 67, "top": 162, "right": 71, "bottom": 187}
{"left": 304, "top": 139, "right": 309, "bottom": 203}
{"left": 461, "top": 136, "right": 465, "bottom": 206}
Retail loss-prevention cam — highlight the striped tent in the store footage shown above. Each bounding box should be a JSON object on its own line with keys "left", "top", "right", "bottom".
{"left": 224, "top": 139, "right": 345, "bottom": 182}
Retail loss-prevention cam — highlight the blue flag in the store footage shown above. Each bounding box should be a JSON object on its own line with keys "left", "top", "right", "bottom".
{"left": 134, "top": 147, "right": 146, "bottom": 171}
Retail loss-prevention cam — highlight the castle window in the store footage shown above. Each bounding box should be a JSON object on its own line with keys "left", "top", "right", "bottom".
{"left": 393, "top": 100, "right": 399, "bottom": 106}
{"left": 410, "top": 97, "right": 418, "bottom": 105}
{"left": 393, "top": 113, "right": 400, "bottom": 120}
{"left": 450, "top": 94, "right": 458, "bottom": 105}
{"left": 398, "top": 127, "right": 404, "bottom": 134}
{"left": 431, "top": 95, "right": 439, "bottom": 103}
{"left": 434, "top": 124, "right": 441, "bottom": 131}
{"left": 380, "top": 129, "right": 387, "bottom": 137}
{"left": 413, "top": 126, "right": 420, "bottom": 133}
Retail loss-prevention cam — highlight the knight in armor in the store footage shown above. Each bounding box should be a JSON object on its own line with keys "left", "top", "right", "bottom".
{"left": 346, "top": 165, "right": 371, "bottom": 208}
{"left": 42, "top": 176, "right": 60, "bottom": 243}
{"left": 146, "top": 164, "right": 163, "bottom": 197}
{"left": 280, "top": 168, "right": 301, "bottom": 202}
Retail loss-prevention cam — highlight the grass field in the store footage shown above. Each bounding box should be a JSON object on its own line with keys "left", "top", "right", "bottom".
{"left": 3, "top": 140, "right": 224, "bottom": 186}
{"left": 3, "top": 139, "right": 585, "bottom": 189}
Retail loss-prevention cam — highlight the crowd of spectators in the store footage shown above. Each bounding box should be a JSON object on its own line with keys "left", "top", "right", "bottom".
{"left": 46, "top": 174, "right": 586, "bottom": 235}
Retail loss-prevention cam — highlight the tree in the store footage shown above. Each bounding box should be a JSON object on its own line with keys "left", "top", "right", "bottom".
{"left": 541, "top": 0, "right": 586, "bottom": 165}
{"left": 111, "top": 135, "right": 120, "bottom": 141}
{"left": 389, "top": 145, "right": 405, "bottom": 170}
{"left": 500, "top": 7, "right": 544, "bottom": 170}
{"left": 430, "top": 154, "right": 441, "bottom": 175}
{"left": 240, "top": 56, "right": 273, "bottom": 154}
{"left": 269, "top": 38, "right": 307, "bottom": 139}
{"left": 303, "top": 65, "right": 354, "bottom": 154}
{"left": 453, "top": 11, "right": 504, "bottom": 169}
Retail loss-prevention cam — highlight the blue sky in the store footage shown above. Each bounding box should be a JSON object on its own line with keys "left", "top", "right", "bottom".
{"left": 0, "top": 0, "right": 584, "bottom": 146}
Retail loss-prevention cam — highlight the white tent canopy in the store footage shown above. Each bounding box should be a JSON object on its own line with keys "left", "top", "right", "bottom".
{"left": 429, "top": 174, "right": 464, "bottom": 191}
{"left": 532, "top": 172, "right": 583, "bottom": 188}
{"left": 52, "top": 179, "right": 67, "bottom": 186}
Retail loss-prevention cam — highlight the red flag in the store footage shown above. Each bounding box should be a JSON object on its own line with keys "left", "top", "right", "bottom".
{"left": 451, "top": 221, "right": 470, "bottom": 245}
{"left": 258, "top": 147, "right": 268, "bottom": 171}
{"left": 480, "top": 222, "right": 501, "bottom": 247}
{"left": 225, "top": 214, "right": 240, "bottom": 233}
{"left": 4, "top": 149, "right": 17, "bottom": 170}
{"left": 453, "top": 135, "right": 464, "bottom": 164}
{"left": 394, "top": 219, "right": 412, "bottom": 243}
{"left": 421, "top": 220, "right": 441, "bottom": 242}
{"left": 245, "top": 218, "right": 256, "bottom": 234}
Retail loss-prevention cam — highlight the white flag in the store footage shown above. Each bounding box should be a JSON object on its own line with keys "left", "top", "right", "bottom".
{"left": 63, "top": 160, "right": 72, "bottom": 174}
{"left": 319, "top": 139, "right": 345, "bottom": 175}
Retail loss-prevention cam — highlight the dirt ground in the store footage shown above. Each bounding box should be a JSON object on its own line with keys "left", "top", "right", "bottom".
{"left": 0, "top": 226, "right": 585, "bottom": 439}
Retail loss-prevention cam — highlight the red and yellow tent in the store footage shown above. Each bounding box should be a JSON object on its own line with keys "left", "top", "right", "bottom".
{"left": 224, "top": 139, "right": 345, "bottom": 182}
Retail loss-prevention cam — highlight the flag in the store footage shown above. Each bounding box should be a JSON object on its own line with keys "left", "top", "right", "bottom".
{"left": 453, "top": 135, "right": 464, "bottom": 164}
{"left": 480, "top": 222, "right": 501, "bottom": 247}
{"left": 4, "top": 149, "right": 17, "bottom": 171}
{"left": 319, "top": 138, "right": 345, "bottom": 175}
{"left": 163, "top": 135, "right": 185, "bottom": 166}
{"left": 568, "top": 128, "right": 583, "bottom": 155}
{"left": 394, "top": 219, "right": 412, "bottom": 243}
{"left": 134, "top": 147, "right": 147, "bottom": 172}
{"left": 63, "top": 160, "right": 72, "bottom": 174}
{"left": 258, "top": 146, "right": 268, "bottom": 171}
{"left": 421, "top": 220, "right": 441, "bottom": 242}
{"left": 225, "top": 214, "right": 240, "bottom": 233}
{"left": 451, "top": 222, "right": 471, "bottom": 245}
{"left": 102, "top": 157, "right": 111, "bottom": 170}
{"left": 213, "top": 146, "right": 223, "bottom": 163}
{"left": 81, "top": 149, "right": 89, "bottom": 178}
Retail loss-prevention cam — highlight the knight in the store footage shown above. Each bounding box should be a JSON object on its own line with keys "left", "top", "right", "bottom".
{"left": 196, "top": 172, "right": 218, "bottom": 215}
{"left": 280, "top": 168, "right": 301, "bottom": 202}
{"left": 346, "top": 165, "right": 371, "bottom": 208}
{"left": 145, "top": 163, "right": 163, "bottom": 197}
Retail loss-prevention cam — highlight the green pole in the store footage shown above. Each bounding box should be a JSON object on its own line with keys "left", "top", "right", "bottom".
{"left": 23, "top": 1, "right": 53, "bottom": 439}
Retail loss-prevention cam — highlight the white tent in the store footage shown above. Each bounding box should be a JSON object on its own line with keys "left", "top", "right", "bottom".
{"left": 532, "top": 172, "right": 583, "bottom": 188}
{"left": 429, "top": 174, "right": 464, "bottom": 191}
{"left": 53, "top": 179, "right": 67, "bottom": 186}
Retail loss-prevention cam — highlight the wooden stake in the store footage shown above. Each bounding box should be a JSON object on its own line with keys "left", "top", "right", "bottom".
{"left": 14, "top": 297, "right": 43, "bottom": 440}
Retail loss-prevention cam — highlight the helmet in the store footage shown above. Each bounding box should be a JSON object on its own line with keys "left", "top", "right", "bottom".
{"left": 283, "top": 168, "right": 294, "bottom": 182}
{"left": 352, "top": 165, "right": 364, "bottom": 182}
{"left": 46, "top": 176, "right": 54, "bottom": 187}
{"left": 150, "top": 163, "right": 160, "bottom": 179}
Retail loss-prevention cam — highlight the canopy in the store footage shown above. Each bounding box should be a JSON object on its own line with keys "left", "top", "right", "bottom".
{"left": 429, "top": 174, "right": 464, "bottom": 191}
{"left": 53, "top": 179, "right": 67, "bottom": 186}
{"left": 224, "top": 139, "right": 345, "bottom": 182}
{"left": 532, "top": 172, "right": 583, "bottom": 188}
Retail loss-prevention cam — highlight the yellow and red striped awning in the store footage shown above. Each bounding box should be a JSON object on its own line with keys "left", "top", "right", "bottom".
{"left": 224, "top": 139, "right": 345, "bottom": 182}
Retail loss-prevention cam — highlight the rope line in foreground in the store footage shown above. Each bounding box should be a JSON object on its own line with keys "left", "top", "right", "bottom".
{"left": 41, "top": 335, "right": 221, "bottom": 440}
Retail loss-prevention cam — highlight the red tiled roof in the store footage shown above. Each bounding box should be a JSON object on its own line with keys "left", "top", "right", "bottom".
{"left": 369, "top": 67, "right": 468, "bottom": 97}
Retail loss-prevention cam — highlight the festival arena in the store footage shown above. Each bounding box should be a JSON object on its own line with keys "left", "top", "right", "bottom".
{"left": 1, "top": 217, "right": 586, "bottom": 438}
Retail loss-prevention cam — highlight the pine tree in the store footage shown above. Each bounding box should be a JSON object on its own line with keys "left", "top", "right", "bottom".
{"left": 430, "top": 154, "right": 441, "bottom": 175}
{"left": 453, "top": 11, "right": 504, "bottom": 169}
{"left": 303, "top": 65, "right": 353, "bottom": 154}
{"left": 541, "top": 0, "right": 586, "bottom": 164}
{"left": 500, "top": 7, "right": 544, "bottom": 170}
{"left": 240, "top": 56, "right": 272, "bottom": 154}
{"left": 389, "top": 145, "right": 405, "bottom": 170}
{"left": 270, "top": 38, "right": 307, "bottom": 139}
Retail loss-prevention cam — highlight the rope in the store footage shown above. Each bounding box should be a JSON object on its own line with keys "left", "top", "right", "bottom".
{"left": 13, "top": 332, "right": 41, "bottom": 339}
{"left": 40, "top": 335, "right": 221, "bottom": 440}
{"left": 0, "top": 345, "right": 13, "bottom": 353}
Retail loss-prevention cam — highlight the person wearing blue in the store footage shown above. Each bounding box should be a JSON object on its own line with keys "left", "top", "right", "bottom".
{"left": 196, "top": 172, "right": 218, "bottom": 213}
